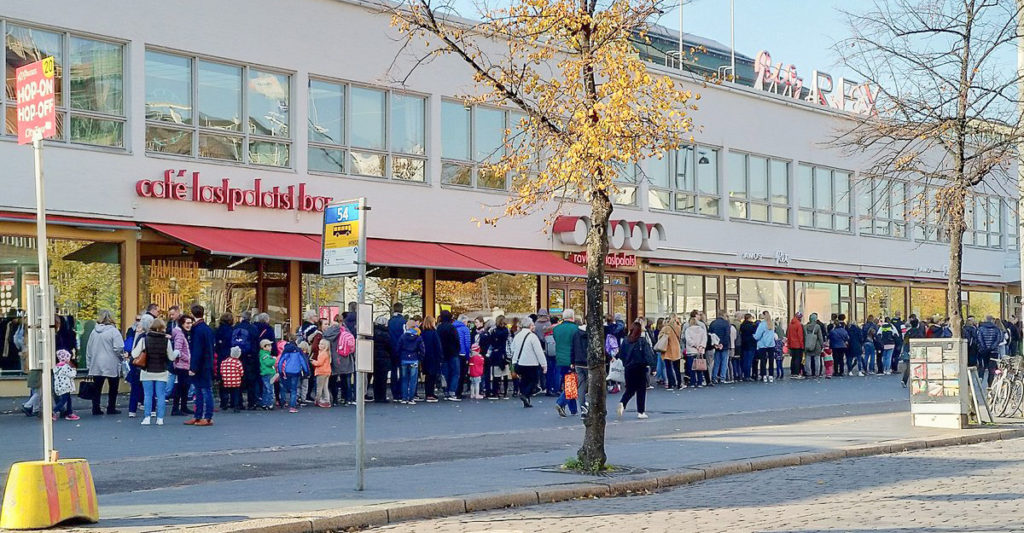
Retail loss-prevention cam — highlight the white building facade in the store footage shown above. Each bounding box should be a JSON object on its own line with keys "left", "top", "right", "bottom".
{"left": 0, "top": 0, "right": 1018, "bottom": 383}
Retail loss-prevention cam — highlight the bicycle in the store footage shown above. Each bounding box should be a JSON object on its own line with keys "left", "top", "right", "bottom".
{"left": 986, "top": 356, "right": 1023, "bottom": 417}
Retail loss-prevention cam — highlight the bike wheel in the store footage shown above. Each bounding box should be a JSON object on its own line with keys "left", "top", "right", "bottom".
{"left": 1008, "top": 379, "right": 1024, "bottom": 417}
{"left": 995, "top": 379, "right": 1013, "bottom": 417}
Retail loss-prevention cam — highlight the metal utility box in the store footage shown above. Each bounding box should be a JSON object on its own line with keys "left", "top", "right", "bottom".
{"left": 907, "top": 338, "right": 969, "bottom": 429}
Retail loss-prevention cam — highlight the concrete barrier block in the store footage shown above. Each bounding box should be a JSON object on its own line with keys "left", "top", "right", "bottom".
{"left": 535, "top": 483, "right": 611, "bottom": 503}
{"left": 655, "top": 468, "right": 705, "bottom": 489}
{"left": 464, "top": 490, "right": 540, "bottom": 513}
{"left": 605, "top": 476, "right": 660, "bottom": 495}
{"left": 386, "top": 499, "right": 466, "bottom": 523}
{"left": 750, "top": 453, "right": 802, "bottom": 471}
{"left": 701, "top": 460, "right": 752, "bottom": 480}
{"left": 797, "top": 450, "right": 847, "bottom": 465}
{"left": 309, "top": 509, "right": 389, "bottom": 531}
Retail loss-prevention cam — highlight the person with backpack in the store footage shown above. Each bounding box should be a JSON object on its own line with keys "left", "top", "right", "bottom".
{"left": 616, "top": 320, "right": 657, "bottom": 419}
{"left": 804, "top": 313, "right": 824, "bottom": 378}
{"left": 396, "top": 319, "right": 425, "bottom": 404}
{"left": 753, "top": 311, "right": 777, "bottom": 383}
{"left": 739, "top": 314, "right": 758, "bottom": 382}
{"left": 323, "top": 313, "right": 356, "bottom": 406}
{"left": 977, "top": 315, "right": 1003, "bottom": 386}
{"left": 230, "top": 311, "right": 259, "bottom": 410}
{"left": 276, "top": 340, "right": 310, "bottom": 413}
{"left": 876, "top": 319, "right": 898, "bottom": 375}
{"left": 437, "top": 311, "right": 462, "bottom": 401}
{"left": 787, "top": 312, "right": 805, "bottom": 378}
{"left": 963, "top": 317, "right": 980, "bottom": 370}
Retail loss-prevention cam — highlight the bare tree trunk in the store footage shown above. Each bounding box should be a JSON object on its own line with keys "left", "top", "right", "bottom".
{"left": 578, "top": 192, "right": 611, "bottom": 471}
{"left": 947, "top": 189, "right": 966, "bottom": 337}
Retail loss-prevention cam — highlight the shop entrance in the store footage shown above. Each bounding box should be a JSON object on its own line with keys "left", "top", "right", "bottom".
{"left": 548, "top": 274, "right": 634, "bottom": 320}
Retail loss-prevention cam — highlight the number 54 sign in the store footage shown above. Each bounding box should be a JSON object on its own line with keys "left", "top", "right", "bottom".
{"left": 321, "top": 198, "right": 364, "bottom": 276}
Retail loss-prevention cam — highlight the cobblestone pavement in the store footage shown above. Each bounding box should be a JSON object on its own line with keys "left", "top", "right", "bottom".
{"left": 374, "top": 437, "right": 1024, "bottom": 533}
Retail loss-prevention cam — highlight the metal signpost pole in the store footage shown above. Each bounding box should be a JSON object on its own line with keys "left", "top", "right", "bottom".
{"left": 1017, "top": 0, "right": 1024, "bottom": 323}
{"left": 33, "top": 136, "right": 55, "bottom": 462}
{"left": 355, "top": 198, "right": 368, "bottom": 492}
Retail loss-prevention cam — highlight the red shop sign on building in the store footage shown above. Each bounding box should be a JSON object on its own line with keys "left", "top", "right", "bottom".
{"left": 565, "top": 251, "right": 637, "bottom": 269}
{"left": 136, "top": 169, "right": 333, "bottom": 212}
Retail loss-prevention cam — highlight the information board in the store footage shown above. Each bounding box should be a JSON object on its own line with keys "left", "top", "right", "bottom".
{"left": 321, "top": 199, "right": 363, "bottom": 276}
{"left": 908, "top": 338, "right": 968, "bottom": 428}
{"left": 16, "top": 57, "right": 56, "bottom": 144}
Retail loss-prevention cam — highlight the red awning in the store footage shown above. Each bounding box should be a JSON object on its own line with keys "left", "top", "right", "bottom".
{"left": 0, "top": 211, "right": 137, "bottom": 230}
{"left": 145, "top": 224, "right": 321, "bottom": 262}
{"left": 147, "top": 224, "right": 584, "bottom": 276}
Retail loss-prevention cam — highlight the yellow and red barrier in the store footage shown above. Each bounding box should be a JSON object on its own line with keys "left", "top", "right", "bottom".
{"left": 0, "top": 459, "right": 98, "bottom": 529}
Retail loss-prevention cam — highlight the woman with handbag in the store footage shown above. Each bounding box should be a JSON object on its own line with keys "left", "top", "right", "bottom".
{"left": 617, "top": 320, "right": 656, "bottom": 419}
{"left": 130, "top": 318, "right": 178, "bottom": 426}
{"left": 684, "top": 314, "right": 708, "bottom": 387}
{"left": 659, "top": 315, "right": 683, "bottom": 390}
{"left": 510, "top": 316, "right": 547, "bottom": 408}
{"left": 754, "top": 311, "right": 778, "bottom": 383}
{"left": 86, "top": 309, "right": 126, "bottom": 416}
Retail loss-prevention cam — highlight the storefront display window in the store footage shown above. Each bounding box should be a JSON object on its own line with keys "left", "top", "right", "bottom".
{"left": 301, "top": 271, "right": 423, "bottom": 322}
{"left": 643, "top": 273, "right": 703, "bottom": 318}
{"left": 866, "top": 285, "right": 906, "bottom": 319}
{"left": 738, "top": 278, "right": 787, "bottom": 319}
{"left": 910, "top": 287, "right": 946, "bottom": 319}
{"left": 794, "top": 282, "right": 841, "bottom": 321}
{"left": 0, "top": 236, "right": 123, "bottom": 374}
{"left": 435, "top": 273, "right": 537, "bottom": 319}
{"left": 967, "top": 291, "right": 1000, "bottom": 319}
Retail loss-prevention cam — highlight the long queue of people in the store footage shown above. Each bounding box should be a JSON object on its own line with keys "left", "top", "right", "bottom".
{"left": 21, "top": 300, "right": 1022, "bottom": 425}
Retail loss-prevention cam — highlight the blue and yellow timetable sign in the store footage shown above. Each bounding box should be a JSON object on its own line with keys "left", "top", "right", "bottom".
{"left": 322, "top": 199, "right": 363, "bottom": 276}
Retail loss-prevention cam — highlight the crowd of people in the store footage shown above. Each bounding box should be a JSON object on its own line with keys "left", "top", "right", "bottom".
{"left": 19, "top": 301, "right": 1023, "bottom": 425}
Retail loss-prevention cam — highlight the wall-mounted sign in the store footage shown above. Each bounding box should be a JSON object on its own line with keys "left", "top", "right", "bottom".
{"left": 753, "top": 50, "right": 877, "bottom": 116}
{"left": 915, "top": 266, "right": 950, "bottom": 276}
{"left": 565, "top": 251, "right": 637, "bottom": 269}
{"left": 135, "top": 169, "right": 333, "bottom": 212}
{"left": 738, "top": 250, "right": 790, "bottom": 265}
{"left": 553, "top": 216, "right": 666, "bottom": 251}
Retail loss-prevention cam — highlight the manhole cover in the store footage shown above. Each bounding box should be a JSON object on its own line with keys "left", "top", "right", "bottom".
{"left": 523, "top": 464, "right": 665, "bottom": 477}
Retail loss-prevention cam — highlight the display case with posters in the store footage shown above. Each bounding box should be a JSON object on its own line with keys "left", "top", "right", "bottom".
{"left": 908, "top": 338, "right": 968, "bottom": 428}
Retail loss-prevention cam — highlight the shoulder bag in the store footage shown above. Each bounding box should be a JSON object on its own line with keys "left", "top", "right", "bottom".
{"left": 654, "top": 331, "right": 670, "bottom": 352}
{"left": 131, "top": 336, "right": 148, "bottom": 369}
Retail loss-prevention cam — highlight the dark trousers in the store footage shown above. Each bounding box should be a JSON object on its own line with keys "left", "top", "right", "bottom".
{"left": 225, "top": 386, "right": 242, "bottom": 409}
{"left": 620, "top": 365, "right": 648, "bottom": 414}
{"left": 833, "top": 348, "right": 848, "bottom": 376}
{"left": 891, "top": 343, "right": 902, "bottom": 372}
{"left": 373, "top": 365, "right": 390, "bottom": 401}
{"left": 491, "top": 373, "right": 509, "bottom": 397}
{"left": 756, "top": 348, "right": 775, "bottom": 378}
{"left": 789, "top": 348, "right": 804, "bottom": 376}
{"left": 390, "top": 359, "right": 402, "bottom": 400}
{"left": 545, "top": 356, "right": 559, "bottom": 394}
{"left": 244, "top": 362, "right": 262, "bottom": 408}
{"left": 458, "top": 358, "right": 470, "bottom": 397}
{"left": 664, "top": 359, "right": 682, "bottom": 388}
{"left": 91, "top": 376, "right": 120, "bottom": 413}
{"left": 170, "top": 368, "right": 190, "bottom": 413}
{"left": 517, "top": 365, "right": 540, "bottom": 399}
{"left": 424, "top": 371, "right": 439, "bottom": 399}
{"left": 338, "top": 373, "right": 355, "bottom": 402}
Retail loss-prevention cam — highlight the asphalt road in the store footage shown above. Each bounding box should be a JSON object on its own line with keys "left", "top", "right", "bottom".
{"left": 1, "top": 374, "right": 909, "bottom": 498}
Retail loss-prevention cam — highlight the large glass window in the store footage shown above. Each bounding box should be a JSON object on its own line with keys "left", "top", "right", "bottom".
{"left": 738, "top": 278, "right": 788, "bottom": 319}
{"left": 1008, "top": 205, "right": 1020, "bottom": 251}
{"left": 435, "top": 273, "right": 538, "bottom": 319}
{"left": 797, "top": 164, "right": 853, "bottom": 232}
{"left": 794, "top": 282, "right": 842, "bottom": 321}
{"left": 0, "top": 236, "right": 123, "bottom": 375}
{"left": 910, "top": 287, "right": 946, "bottom": 319}
{"left": 910, "top": 185, "right": 949, "bottom": 243}
{"left": 4, "top": 23, "right": 125, "bottom": 147}
{"left": 301, "top": 271, "right": 423, "bottom": 322}
{"left": 964, "top": 195, "right": 1003, "bottom": 249}
{"left": 308, "top": 81, "right": 426, "bottom": 181}
{"left": 858, "top": 178, "right": 908, "bottom": 238}
{"left": 145, "top": 49, "right": 291, "bottom": 166}
{"left": 646, "top": 146, "right": 720, "bottom": 217}
{"left": 866, "top": 285, "right": 906, "bottom": 319}
{"left": 728, "top": 152, "right": 789, "bottom": 224}
{"left": 440, "top": 100, "right": 525, "bottom": 190}
{"left": 967, "top": 291, "right": 1001, "bottom": 319}
{"left": 643, "top": 273, "right": 704, "bottom": 318}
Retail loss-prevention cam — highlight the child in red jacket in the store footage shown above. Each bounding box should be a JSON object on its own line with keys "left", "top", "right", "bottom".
{"left": 468, "top": 344, "right": 485, "bottom": 399}
{"left": 221, "top": 347, "right": 245, "bottom": 412}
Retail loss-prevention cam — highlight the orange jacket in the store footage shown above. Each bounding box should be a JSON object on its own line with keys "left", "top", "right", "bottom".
{"left": 787, "top": 317, "right": 805, "bottom": 349}
{"left": 311, "top": 348, "right": 333, "bottom": 377}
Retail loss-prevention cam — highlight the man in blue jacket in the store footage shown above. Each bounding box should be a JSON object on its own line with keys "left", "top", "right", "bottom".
{"left": 453, "top": 315, "right": 472, "bottom": 397}
{"left": 847, "top": 318, "right": 864, "bottom": 376}
{"left": 436, "top": 311, "right": 461, "bottom": 401}
{"left": 186, "top": 304, "right": 216, "bottom": 426}
{"left": 708, "top": 311, "right": 731, "bottom": 384}
{"left": 387, "top": 303, "right": 407, "bottom": 401}
{"left": 827, "top": 317, "right": 850, "bottom": 377}
{"left": 977, "top": 316, "right": 1003, "bottom": 386}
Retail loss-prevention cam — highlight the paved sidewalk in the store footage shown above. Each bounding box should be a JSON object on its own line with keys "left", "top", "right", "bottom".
{"left": 57, "top": 411, "right": 1024, "bottom": 532}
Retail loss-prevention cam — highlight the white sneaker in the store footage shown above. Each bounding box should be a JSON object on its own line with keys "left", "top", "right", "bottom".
{"left": 762, "top": 376, "right": 768, "bottom": 383}
{"left": 156, "top": 418, "right": 164, "bottom": 426}
{"left": 858, "top": 371, "right": 865, "bottom": 377}
{"left": 617, "top": 403, "right": 624, "bottom": 418}
{"left": 128, "top": 412, "right": 137, "bottom": 418}
{"left": 637, "top": 412, "right": 648, "bottom": 419}
{"left": 140, "top": 417, "right": 151, "bottom": 425}
{"left": 769, "top": 376, "right": 775, "bottom": 383}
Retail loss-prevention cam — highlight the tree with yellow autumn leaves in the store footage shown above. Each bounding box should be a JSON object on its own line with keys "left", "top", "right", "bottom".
{"left": 384, "top": 0, "right": 698, "bottom": 470}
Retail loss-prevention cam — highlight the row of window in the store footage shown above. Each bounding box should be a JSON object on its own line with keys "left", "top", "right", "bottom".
{"left": 1, "top": 20, "right": 1018, "bottom": 249}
